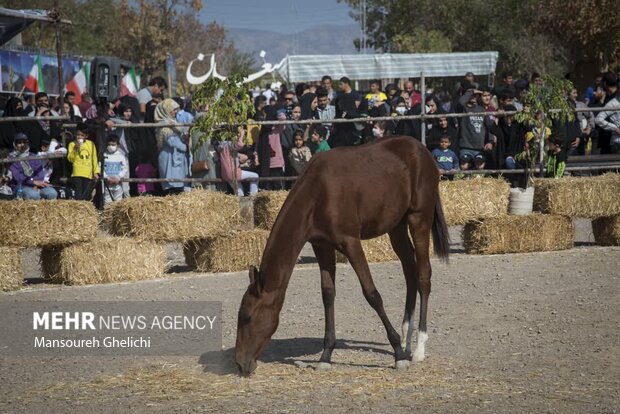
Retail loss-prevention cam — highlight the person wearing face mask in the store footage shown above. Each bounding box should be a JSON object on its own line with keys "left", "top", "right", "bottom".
{"left": 67, "top": 123, "right": 100, "bottom": 200}
{"left": 392, "top": 97, "right": 414, "bottom": 137}
{"left": 103, "top": 134, "right": 128, "bottom": 206}
{"left": 8, "top": 133, "right": 58, "bottom": 200}
{"left": 371, "top": 121, "right": 393, "bottom": 140}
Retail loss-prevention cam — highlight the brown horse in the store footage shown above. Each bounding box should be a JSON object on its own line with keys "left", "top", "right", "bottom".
{"left": 235, "top": 136, "right": 450, "bottom": 375}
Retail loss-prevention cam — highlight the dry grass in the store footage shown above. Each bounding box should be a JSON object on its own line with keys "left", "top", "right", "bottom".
{"left": 28, "top": 358, "right": 529, "bottom": 405}
{"left": 592, "top": 215, "right": 620, "bottom": 246}
{"left": 103, "top": 190, "right": 241, "bottom": 242}
{"left": 0, "top": 246, "right": 23, "bottom": 291}
{"left": 39, "top": 237, "right": 166, "bottom": 285}
{"left": 253, "top": 191, "right": 289, "bottom": 230}
{"left": 440, "top": 178, "right": 510, "bottom": 226}
{"left": 0, "top": 200, "right": 98, "bottom": 247}
{"left": 183, "top": 229, "right": 269, "bottom": 273}
{"left": 533, "top": 174, "right": 620, "bottom": 218}
{"left": 463, "top": 214, "right": 574, "bottom": 254}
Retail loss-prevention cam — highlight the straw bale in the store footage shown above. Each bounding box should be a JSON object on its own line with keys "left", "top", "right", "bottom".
{"left": 253, "top": 191, "right": 289, "bottom": 230}
{"left": 0, "top": 246, "right": 23, "bottom": 291}
{"left": 336, "top": 233, "right": 435, "bottom": 263}
{"left": 439, "top": 178, "right": 510, "bottom": 226}
{"left": 533, "top": 174, "right": 620, "bottom": 218}
{"left": 0, "top": 200, "right": 98, "bottom": 247}
{"left": 183, "top": 229, "right": 269, "bottom": 273}
{"left": 103, "top": 190, "right": 241, "bottom": 242}
{"left": 463, "top": 214, "right": 574, "bottom": 254}
{"left": 39, "top": 237, "right": 166, "bottom": 285}
{"left": 591, "top": 215, "right": 620, "bottom": 246}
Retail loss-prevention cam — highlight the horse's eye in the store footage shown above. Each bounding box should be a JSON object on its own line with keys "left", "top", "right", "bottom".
{"left": 241, "top": 313, "right": 251, "bottom": 325}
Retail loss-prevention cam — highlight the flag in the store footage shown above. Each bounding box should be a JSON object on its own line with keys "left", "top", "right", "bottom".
{"left": 64, "top": 62, "right": 90, "bottom": 104}
{"left": 120, "top": 67, "right": 140, "bottom": 97}
{"left": 24, "top": 55, "right": 45, "bottom": 93}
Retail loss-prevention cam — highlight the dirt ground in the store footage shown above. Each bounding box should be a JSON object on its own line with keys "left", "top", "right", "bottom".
{"left": 0, "top": 220, "right": 619, "bottom": 414}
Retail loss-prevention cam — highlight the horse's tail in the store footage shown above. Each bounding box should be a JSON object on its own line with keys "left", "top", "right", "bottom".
{"left": 432, "top": 192, "right": 450, "bottom": 263}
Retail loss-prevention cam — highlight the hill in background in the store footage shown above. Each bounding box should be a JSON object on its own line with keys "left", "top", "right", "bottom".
{"left": 226, "top": 24, "right": 359, "bottom": 64}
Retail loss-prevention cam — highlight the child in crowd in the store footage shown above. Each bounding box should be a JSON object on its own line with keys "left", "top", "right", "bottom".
{"left": 67, "top": 123, "right": 99, "bottom": 200}
{"left": 289, "top": 130, "right": 312, "bottom": 175}
{"left": 38, "top": 138, "right": 67, "bottom": 186}
{"left": 432, "top": 136, "right": 460, "bottom": 177}
{"left": 103, "top": 134, "right": 128, "bottom": 205}
{"left": 545, "top": 135, "right": 567, "bottom": 178}
{"left": 371, "top": 121, "right": 392, "bottom": 139}
{"left": 311, "top": 125, "right": 331, "bottom": 153}
{"left": 134, "top": 154, "right": 157, "bottom": 196}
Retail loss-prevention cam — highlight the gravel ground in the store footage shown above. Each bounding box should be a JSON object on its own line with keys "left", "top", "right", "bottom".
{"left": 1, "top": 219, "right": 619, "bottom": 413}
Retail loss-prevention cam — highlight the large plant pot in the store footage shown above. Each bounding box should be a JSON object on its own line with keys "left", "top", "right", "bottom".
{"left": 509, "top": 186, "right": 534, "bottom": 215}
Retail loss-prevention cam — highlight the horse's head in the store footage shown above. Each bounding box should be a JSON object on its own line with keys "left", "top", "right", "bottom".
{"left": 235, "top": 266, "right": 279, "bottom": 376}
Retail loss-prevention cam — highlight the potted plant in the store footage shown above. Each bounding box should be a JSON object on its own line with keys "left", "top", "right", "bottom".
{"left": 510, "top": 75, "right": 575, "bottom": 214}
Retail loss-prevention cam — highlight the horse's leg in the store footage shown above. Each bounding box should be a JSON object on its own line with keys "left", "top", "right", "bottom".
{"left": 342, "top": 237, "right": 409, "bottom": 369}
{"left": 407, "top": 214, "right": 433, "bottom": 362}
{"left": 388, "top": 219, "right": 418, "bottom": 356}
{"left": 312, "top": 243, "right": 337, "bottom": 370}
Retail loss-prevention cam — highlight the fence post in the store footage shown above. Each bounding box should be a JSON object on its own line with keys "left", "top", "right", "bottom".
{"left": 97, "top": 123, "right": 106, "bottom": 210}
{"left": 420, "top": 72, "right": 426, "bottom": 146}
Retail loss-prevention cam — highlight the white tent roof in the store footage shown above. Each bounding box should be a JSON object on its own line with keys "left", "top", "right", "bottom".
{"left": 276, "top": 52, "right": 499, "bottom": 82}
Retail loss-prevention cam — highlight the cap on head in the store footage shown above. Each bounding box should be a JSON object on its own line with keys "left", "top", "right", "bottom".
{"left": 14, "top": 132, "right": 29, "bottom": 142}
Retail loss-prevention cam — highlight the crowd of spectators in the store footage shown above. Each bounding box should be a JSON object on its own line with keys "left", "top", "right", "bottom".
{"left": 0, "top": 69, "right": 619, "bottom": 203}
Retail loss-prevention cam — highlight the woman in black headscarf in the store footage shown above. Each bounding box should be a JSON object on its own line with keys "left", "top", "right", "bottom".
{"left": 332, "top": 92, "right": 361, "bottom": 147}
{"left": 299, "top": 93, "right": 318, "bottom": 121}
{"left": 2, "top": 96, "right": 48, "bottom": 152}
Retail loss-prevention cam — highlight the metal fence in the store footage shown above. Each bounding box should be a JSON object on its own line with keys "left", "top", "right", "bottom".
{"left": 1, "top": 105, "right": 618, "bottom": 209}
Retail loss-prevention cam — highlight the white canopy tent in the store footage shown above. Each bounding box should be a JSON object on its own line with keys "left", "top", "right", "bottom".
{"left": 275, "top": 52, "right": 499, "bottom": 82}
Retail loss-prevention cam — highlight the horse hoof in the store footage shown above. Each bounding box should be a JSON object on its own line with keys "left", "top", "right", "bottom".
{"left": 413, "top": 350, "right": 425, "bottom": 362}
{"left": 395, "top": 360, "right": 410, "bottom": 370}
{"left": 316, "top": 362, "right": 332, "bottom": 371}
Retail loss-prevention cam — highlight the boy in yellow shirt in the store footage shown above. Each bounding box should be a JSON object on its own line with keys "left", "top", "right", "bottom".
{"left": 67, "top": 123, "right": 100, "bottom": 200}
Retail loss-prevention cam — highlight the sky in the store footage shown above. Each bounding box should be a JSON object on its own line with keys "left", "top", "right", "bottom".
{"left": 200, "top": 0, "right": 357, "bottom": 34}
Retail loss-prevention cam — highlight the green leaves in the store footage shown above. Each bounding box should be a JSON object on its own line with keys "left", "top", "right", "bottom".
{"left": 513, "top": 75, "right": 574, "bottom": 186}
{"left": 514, "top": 75, "right": 575, "bottom": 128}
{"left": 191, "top": 73, "right": 255, "bottom": 150}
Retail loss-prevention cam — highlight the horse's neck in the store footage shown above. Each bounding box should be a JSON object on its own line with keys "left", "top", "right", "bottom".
{"left": 260, "top": 198, "right": 311, "bottom": 292}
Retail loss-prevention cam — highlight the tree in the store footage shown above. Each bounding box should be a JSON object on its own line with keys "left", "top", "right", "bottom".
{"left": 2, "top": 0, "right": 256, "bottom": 93}
{"left": 0, "top": 0, "right": 118, "bottom": 56}
{"left": 338, "top": 0, "right": 607, "bottom": 78}
{"left": 513, "top": 75, "right": 574, "bottom": 187}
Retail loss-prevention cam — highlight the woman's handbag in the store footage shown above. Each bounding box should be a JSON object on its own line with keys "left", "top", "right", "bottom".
{"left": 191, "top": 160, "right": 210, "bottom": 173}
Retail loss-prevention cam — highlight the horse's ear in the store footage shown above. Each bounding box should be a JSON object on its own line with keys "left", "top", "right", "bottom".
{"left": 249, "top": 266, "right": 258, "bottom": 285}
{"left": 248, "top": 266, "right": 264, "bottom": 296}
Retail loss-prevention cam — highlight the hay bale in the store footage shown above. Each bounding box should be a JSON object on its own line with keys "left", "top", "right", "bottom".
{"left": 40, "top": 237, "right": 166, "bottom": 285}
{"left": 533, "top": 174, "right": 620, "bottom": 218}
{"left": 0, "top": 200, "right": 98, "bottom": 247}
{"left": 183, "top": 229, "right": 269, "bottom": 273}
{"left": 103, "top": 190, "right": 241, "bottom": 242}
{"left": 254, "top": 191, "right": 289, "bottom": 230}
{"left": 336, "top": 233, "right": 435, "bottom": 263}
{"left": 592, "top": 215, "right": 620, "bottom": 246}
{"left": 463, "top": 214, "right": 574, "bottom": 254}
{"left": 0, "top": 247, "right": 23, "bottom": 291}
{"left": 439, "top": 178, "right": 510, "bottom": 226}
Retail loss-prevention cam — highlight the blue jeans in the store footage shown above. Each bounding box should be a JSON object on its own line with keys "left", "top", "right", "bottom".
{"left": 505, "top": 156, "right": 517, "bottom": 169}
{"left": 21, "top": 186, "right": 58, "bottom": 200}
